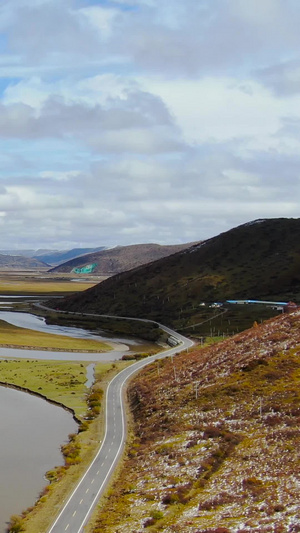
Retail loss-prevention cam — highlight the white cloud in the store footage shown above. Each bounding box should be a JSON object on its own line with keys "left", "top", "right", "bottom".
{"left": 0, "top": 0, "right": 298, "bottom": 249}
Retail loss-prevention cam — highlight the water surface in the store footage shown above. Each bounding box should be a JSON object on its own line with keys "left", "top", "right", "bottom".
{"left": 0, "top": 310, "right": 147, "bottom": 361}
{"left": 0, "top": 386, "right": 77, "bottom": 532}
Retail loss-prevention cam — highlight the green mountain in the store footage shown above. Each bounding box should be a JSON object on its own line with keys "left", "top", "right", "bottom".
{"left": 55, "top": 218, "right": 300, "bottom": 328}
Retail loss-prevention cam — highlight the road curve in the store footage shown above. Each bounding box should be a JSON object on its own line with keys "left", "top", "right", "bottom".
{"left": 47, "top": 316, "right": 194, "bottom": 533}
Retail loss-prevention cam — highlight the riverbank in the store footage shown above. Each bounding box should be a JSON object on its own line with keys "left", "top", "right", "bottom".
{"left": 3, "top": 358, "right": 133, "bottom": 532}
{"left": 0, "top": 318, "right": 112, "bottom": 352}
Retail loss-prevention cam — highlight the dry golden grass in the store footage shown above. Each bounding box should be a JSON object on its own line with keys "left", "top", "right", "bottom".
{"left": 0, "top": 319, "right": 111, "bottom": 352}
{"left": 89, "top": 311, "right": 300, "bottom": 532}
{"left": 0, "top": 278, "right": 96, "bottom": 294}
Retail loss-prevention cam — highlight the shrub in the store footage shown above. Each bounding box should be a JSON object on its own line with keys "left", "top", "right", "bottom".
{"left": 61, "top": 435, "right": 81, "bottom": 465}
{"left": 7, "top": 515, "right": 25, "bottom": 532}
{"left": 198, "top": 492, "right": 235, "bottom": 511}
{"left": 87, "top": 388, "right": 103, "bottom": 418}
{"left": 203, "top": 426, "right": 223, "bottom": 439}
{"left": 162, "top": 483, "right": 191, "bottom": 505}
{"left": 241, "top": 358, "right": 268, "bottom": 372}
{"left": 242, "top": 477, "right": 264, "bottom": 497}
{"left": 143, "top": 509, "right": 164, "bottom": 527}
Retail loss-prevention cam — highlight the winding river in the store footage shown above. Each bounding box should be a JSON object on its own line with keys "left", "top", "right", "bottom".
{"left": 0, "top": 310, "right": 146, "bottom": 361}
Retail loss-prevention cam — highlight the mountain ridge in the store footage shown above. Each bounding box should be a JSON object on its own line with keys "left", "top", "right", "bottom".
{"left": 54, "top": 218, "right": 300, "bottom": 328}
{"left": 50, "top": 242, "right": 196, "bottom": 275}
{"left": 0, "top": 254, "right": 48, "bottom": 269}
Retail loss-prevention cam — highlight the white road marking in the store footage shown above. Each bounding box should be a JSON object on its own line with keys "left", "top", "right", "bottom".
{"left": 46, "top": 315, "right": 194, "bottom": 533}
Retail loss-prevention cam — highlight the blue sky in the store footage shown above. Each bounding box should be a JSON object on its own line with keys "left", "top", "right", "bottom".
{"left": 0, "top": 0, "right": 299, "bottom": 249}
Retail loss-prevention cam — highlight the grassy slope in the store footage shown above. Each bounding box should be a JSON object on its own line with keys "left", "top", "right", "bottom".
{"left": 90, "top": 310, "right": 300, "bottom": 532}
{"left": 55, "top": 218, "right": 300, "bottom": 328}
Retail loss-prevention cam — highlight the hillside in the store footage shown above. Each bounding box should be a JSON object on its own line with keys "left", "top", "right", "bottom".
{"left": 55, "top": 218, "right": 300, "bottom": 328}
{"left": 0, "top": 254, "right": 48, "bottom": 269}
{"left": 50, "top": 243, "right": 195, "bottom": 275}
{"left": 92, "top": 310, "right": 300, "bottom": 532}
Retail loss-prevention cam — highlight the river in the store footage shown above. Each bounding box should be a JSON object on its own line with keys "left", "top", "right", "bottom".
{"left": 0, "top": 307, "right": 150, "bottom": 530}
{"left": 0, "top": 306, "right": 151, "bottom": 530}
{"left": 0, "top": 310, "right": 146, "bottom": 361}
{"left": 0, "top": 386, "right": 77, "bottom": 532}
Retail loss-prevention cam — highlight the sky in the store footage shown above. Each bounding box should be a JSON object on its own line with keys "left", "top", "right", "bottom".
{"left": 0, "top": 0, "right": 299, "bottom": 250}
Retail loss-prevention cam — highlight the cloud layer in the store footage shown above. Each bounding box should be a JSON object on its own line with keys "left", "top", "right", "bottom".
{"left": 0, "top": 0, "right": 299, "bottom": 249}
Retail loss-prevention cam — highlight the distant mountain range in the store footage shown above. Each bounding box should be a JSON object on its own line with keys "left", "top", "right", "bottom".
{"left": 0, "top": 247, "right": 106, "bottom": 266}
{"left": 50, "top": 243, "right": 196, "bottom": 275}
{"left": 0, "top": 254, "right": 48, "bottom": 269}
{"left": 34, "top": 247, "right": 107, "bottom": 266}
{"left": 54, "top": 218, "right": 300, "bottom": 326}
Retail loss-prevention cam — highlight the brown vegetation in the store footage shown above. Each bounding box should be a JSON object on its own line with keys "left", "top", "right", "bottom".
{"left": 50, "top": 242, "right": 196, "bottom": 275}
{"left": 90, "top": 309, "right": 300, "bottom": 532}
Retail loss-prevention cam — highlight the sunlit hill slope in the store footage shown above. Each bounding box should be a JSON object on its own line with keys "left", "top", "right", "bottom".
{"left": 92, "top": 309, "right": 300, "bottom": 532}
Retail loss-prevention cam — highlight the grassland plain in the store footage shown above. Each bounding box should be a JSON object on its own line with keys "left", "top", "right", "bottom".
{"left": 0, "top": 319, "right": 111, "bottom": 352}
{"left": 3, "top": 358, "right": 133, "bottom": 533}
{"left": 0, "top": 276, "right": 96, "bottom": 295}
{"left": 88, "top": 310, "right": 300, "bottom": 533}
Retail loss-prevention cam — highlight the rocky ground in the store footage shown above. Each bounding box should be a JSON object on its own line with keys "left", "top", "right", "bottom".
{"left": 91, "top": 310, "right": 300, "bottom": 533}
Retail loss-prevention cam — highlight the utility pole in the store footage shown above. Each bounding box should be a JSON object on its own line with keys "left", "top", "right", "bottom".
{"left": 173, "top": 365, "right": 177, "bottom": 382}
{"left": 259, "top": 397, "right": 263, "bottom": 417}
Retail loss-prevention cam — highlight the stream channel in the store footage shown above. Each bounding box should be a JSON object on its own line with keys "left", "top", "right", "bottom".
{"left": 0, "top": 307, "right": 146, "bottom": 531}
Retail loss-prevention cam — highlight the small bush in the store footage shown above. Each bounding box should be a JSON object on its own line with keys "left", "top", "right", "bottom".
{"left": 242, "top": 477, "right": 264, "bottom": 497}
{"left": 7, "top": 515, "right": 25, "bottom": 532}
{"left": 241, "top": 358, "right": 268, "bottom": 372}
{"left": 203, "top": 426, "right": 223, "bottom": 439}
{"left": 143, "top": 509, "right": 164, "bottom": 527}
{"left": 61, "top": 435, "right": 81, "bottom": 465}
{"left": 198, "top": 491, "right": 235, "bottom": 511}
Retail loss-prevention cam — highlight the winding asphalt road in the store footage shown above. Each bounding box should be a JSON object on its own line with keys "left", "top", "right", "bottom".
{"left": 47, "top": 317, "right": 193, "bottom": 533}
